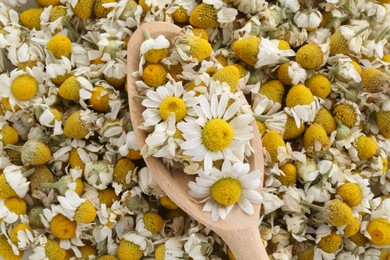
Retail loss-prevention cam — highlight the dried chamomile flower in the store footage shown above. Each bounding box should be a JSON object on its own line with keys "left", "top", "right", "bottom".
{"left": 305, "top": 74, "right": 331, "bottom": 99}
{"left": 19, "top": 8, "right": 44, "bottom": 30}
{"left": 142, "top": 64, "right": 168, "bottom": 88}
{"left": 117, "top": 232, "right": 154, "bottom": 260}
{"left": 94, "top": 0, "right": 116, "bottom": 18}
{"left": 113, "top": 158, "right": 137, "bottom": 190}
{"left": 42, "top": 168, "right": 83, "bottom": 195}
{"left": 314, "top": 108, "right": 336, "bottom": 136}
{"left": 0, "top": 196, "right": 27, "bottom": 223}
{"left": 354, "top": 135, "right": 377, "bottom": 160}
{"left": 303, "top": 124, "right": 330, "bottom": 151}
{"left": 6, "top": 140, "right": 51, "bottom": 166}
{"left": 9, "top": 223, "right": 34, "bottom": 250}
{"left": 154, "top": 238, "right": 186, "bottom": 260}
{"left": 72, "top": 0, "right": 95, "bottom": 19}
{"left": 135, "top": 212, "right": 164, "bottom": 237}
{"left": 46, "top": 34, "right": 72, "bottom": 59}
{"left": 318, "top": 231, "right": 342, "bottom": 253}
{"left": 233, "top": 37, "right": 295, "bottom": 68}
{"left": 262, "top": 130, "right": 286, "bottom": 162}
{"left": 0, "top": 235, "right": 23, "bottom": 260}
{"left": 57, "top": 190, "right": 97, "bottom": 223}
{"left": 367, "top": 218, "right": 390, "bottom": 246}
{"left": 140, "top": 34, "right": 170, "bottom": 64}
{"left": 49, "top": 5, "right": 68, "bottom": 22}
{"left": 362, "top": 67, "right": 390, "bottom": 93}
{"left": 276, "top": 163, "right": 297, "bottom": 186}
{"left": 189, "top": 3, "right": 218, "bottom": 29}
{"left": 211, "top": 65, "right": 240, "bottom": 93}
{"left": 376, "top": 105, "right": 390, "bottom": 138}
{"left": 63, "top": 110, "right": 97, "bottom": 139}
{"left": 173, "top": 33, "right": 212, "bottom": 62}
{"left": 295, "top": 43, "right": 323, "bottom": 70}
{"left": 0, "top": 123, "right": 19, "bottom": 146}
{"left": 294, "top": 9, "right": 322, "bottom": 31}
{"left": 333, "top": 102, "right": 359, "bottom": 128}
{"left": 84, "top": 160, "right": 113, "bottom": 190}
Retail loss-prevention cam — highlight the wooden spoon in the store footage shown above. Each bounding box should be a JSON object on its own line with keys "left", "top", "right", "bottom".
{"left": 127, "top": 21, "right": 268, "bottom": 260}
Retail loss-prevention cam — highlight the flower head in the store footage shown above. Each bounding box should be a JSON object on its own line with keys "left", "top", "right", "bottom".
{"left": 324, "top": 199, "right": 354, "bottom": 227}
{"left": 20, "top": 8, "right": 43, "bottom": 30}
{"left": 189, "top": 3, "right": 218, "bottom": 28}
{"left": 117, "top": 232, "right": 154, "bottom": 260}
{"left": 367, "top": 218, "right": 390, "bottom": 246}
{"left": 178, "top": 92, "right": 253, "bottom": 172}
{"left": 46, "top": 34, "right": 72, "bottom": 59}
{"left": 362, "top": 68, "right": 390, "bottom": 93}
{"left": 318, "top": 231, "right": 342, "bottom": 253}
{"left": 188, "top": 160, "right": 262, "bottom": 221}
{"left": 295, "top": 43, "right": 323, "bottom": 70}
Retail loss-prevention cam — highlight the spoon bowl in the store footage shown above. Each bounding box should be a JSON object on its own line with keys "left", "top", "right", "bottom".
{"left": 127, "top": 21, "right": 268, "bottom": 260}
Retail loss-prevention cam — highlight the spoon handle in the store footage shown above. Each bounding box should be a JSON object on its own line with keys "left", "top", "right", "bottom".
{"left": 219, "top": 225, "right": 269, "bottom": 260}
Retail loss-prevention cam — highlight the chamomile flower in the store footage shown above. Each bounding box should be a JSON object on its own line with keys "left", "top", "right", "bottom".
{"left": 29, "top": 235, "right": 67, "bottom": 260}
{"left": 0, "top": 197, "right": 28, "bottom": 224}
{"left": 141, "top": 81, "right": 198, "bottom": 128}
{"left": 0, "top": 165, "right": 31, "bottom": 199}
{"left": 154, "top": 237, "right": 186, "bottom": 260}
{"left": 177, "top": 92, "right": 254, "bottom": 172}
{"left": 139, "top": 34, "right": 169, "bottom": 67}
{"left": 294, "top": 9, "right": 322, "bottom": 31}
{"left": 117, "top": 232, "right": 154, "bottom": 260}
{"left": 84, "top": 160, "right": 113, "bottom": 190}
{"left": 284, "top": 84, "right": 321, "bottom": 128}
{"left": 188, "top": 160, "right": 262, "bottom": 221}
{"left": 233, "top": 36, "right": 295, "bottom": 68}
{"left": 135, "top": 212, "right": 164, "bottom": 238}
{"left": 0, "top": 68, "right": 45, "bottom": 110}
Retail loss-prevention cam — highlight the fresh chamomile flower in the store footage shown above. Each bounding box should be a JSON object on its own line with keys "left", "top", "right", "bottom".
{"left": 84, "top": 160, "right": 113, "bottom": 190}
{"left": 135, "top": 212, "right": 164, "bottom": 238}
{"left": 177, "top": 92, "right": 254, "bottom": 172}
{"left": 284, "top": 84, "right": 321, "bottom": 128}
{"left": 0, "top": 196, "right": 28, "bottom": 223}
{"left": 117, "top": 232, "right": 154, "bottom": 260}
{"left": 233, "top": 36, "right": 295, "bottom": 68}
{"left": 0, "top": 68, "right": 45, "bottom": 110}
{"left": 0, "top": 165, "right": 33, "bottom": 199}
{"left": 188, "top": 160, "right": 262, "bottom": 221}
{"left": 141, "top": 81, "right": 198, "bottom": 128}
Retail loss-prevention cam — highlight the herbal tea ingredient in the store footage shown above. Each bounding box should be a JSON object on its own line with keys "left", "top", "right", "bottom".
{"left": 0, "top": 0, "right": 390, "bottom": 259}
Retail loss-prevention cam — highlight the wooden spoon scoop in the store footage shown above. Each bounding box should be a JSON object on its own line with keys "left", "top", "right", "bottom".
{"left": 127, "top": 21, "right": 268, "bottom": 260}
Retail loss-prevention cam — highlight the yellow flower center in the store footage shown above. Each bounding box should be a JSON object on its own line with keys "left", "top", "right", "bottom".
{"left": 45, "top": 239, "right": 67, "bottom": 260}
{"left": 210, "top": 177, "right": 242, "bottom": 206}
{"left": 50, "top": 214, "right": 77, "bottom": 239}
{"left": 318, "top": 232, "right": 342, "bottom": 253}
{"left": 277, "top": 163, "right": 297, "bottom": 186}
{"left": 367, "top": 218, "right": 390, "bottom": 246}
{"left": 0, "top": 235, "right": 23, "bottom": 259}
{"left": 4, "top": 197, "right": 27, "bottom": 215}
{"left": 75, "top": 201, "right": 97, "bottom": 223}
{"left": 11, "top": 74, "right": 38, "bottom": 101}
{"left": 344, "top": 217, "right": 360, "bottom": 237}
{"left": 144, "top": 48, "right": 169, "bottom": 64}
{"left": 356, "top": 136, "right": 377, "bottom": 160}
{"left": 159, "top": 96, "right": 187, "bottom": 121}
{"left": 0, "top": 125, "right": 19, "bottom": 146}
{"left": 337, "top": 182, "right": 362, "bottom": 207}
{"left": 98, "top": 188, "right": 119, "bottom": 207}
{"left": 117, "top": 240, "right": 144, "bottom": 260}
{"left": 324, "top": 199, "right": 354, "bottom": 227}
{"left": 143, "top": 212, "right": 164, "bottom": 234}
{"left": 155, "top": 244, "right": 166, "bottom": 260}
{"left": 202, "top": 119, "right": 234, "bottom": 151}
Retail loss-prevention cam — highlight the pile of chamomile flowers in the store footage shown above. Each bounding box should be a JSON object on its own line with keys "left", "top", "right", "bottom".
{"left": 0, "top": 0, "right": 389, "bottom": 259}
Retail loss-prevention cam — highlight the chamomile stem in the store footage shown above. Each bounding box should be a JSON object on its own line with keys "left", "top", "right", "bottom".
{"left": 335, "top": 83, "right": 358, "bottom": 102}
{"left": 133, "top": 95, "right": 147, "bottom": 101}
{"left": 301, "top": 201, "right": 324, "bottom": 212}
{"left": 4, "top": 144, "right": 23, "bottom": 152}
{"left": 22, "top": 168, "right": 36, "bottom": 178}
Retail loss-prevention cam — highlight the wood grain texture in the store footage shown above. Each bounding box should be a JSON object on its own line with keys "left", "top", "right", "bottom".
{"left": 127, "top": 21, "right": 268, "bottom": 260}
